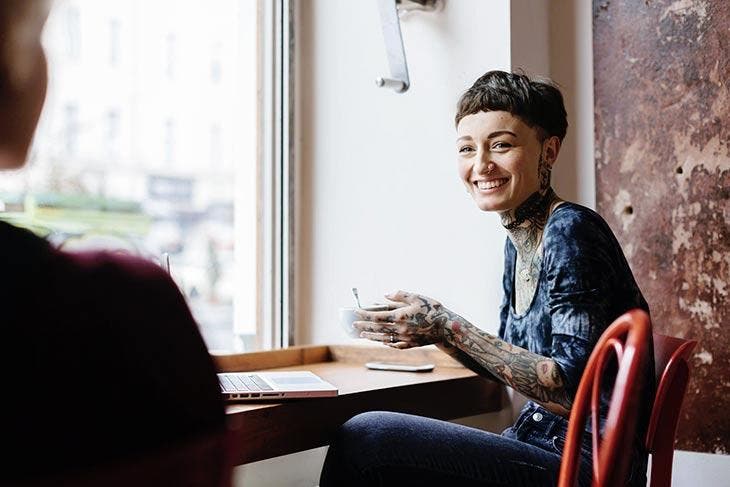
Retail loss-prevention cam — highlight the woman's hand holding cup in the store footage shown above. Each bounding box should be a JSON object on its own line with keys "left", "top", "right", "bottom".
{"left": 354, "top": 290, "right": 453, "bottom": 349}
{"left": 339, "top": 303, "right": 396, "bottom": 338}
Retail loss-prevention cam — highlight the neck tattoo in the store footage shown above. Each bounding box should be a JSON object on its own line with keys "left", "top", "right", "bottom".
{"left": 500, "top": 149, "right": 557, "bottom": 238}
{"left": 501, "top": 152, "right": 559, "bottom": 314}
{"left": 501, "top": 188, "right": 557, "bottom": 231}
{"left": 502, "top": 186, "right": 557, "bottom": 278}
{"left": 503, "top": 187, "right": 556, "bottom": 314}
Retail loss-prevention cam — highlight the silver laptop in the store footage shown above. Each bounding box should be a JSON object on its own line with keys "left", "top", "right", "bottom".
{"left": 218, "top": 371, "right": 338, "bottom": 401}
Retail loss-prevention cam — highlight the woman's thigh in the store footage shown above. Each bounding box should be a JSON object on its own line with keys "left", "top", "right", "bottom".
{"left": 319, "top": 411, "right": 563, "bottom": 487}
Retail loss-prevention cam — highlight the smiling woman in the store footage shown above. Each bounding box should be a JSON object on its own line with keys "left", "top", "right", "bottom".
{"left": 319, "top": 71, "right": 654, "bottom": 487}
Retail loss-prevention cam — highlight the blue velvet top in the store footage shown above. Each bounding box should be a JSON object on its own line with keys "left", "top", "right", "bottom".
{"left": 498, "top": 202, "right": 652, "bottom": 485}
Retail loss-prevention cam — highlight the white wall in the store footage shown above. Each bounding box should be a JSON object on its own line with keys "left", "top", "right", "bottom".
{"left": 546, "top": 0, "right": 595, "bottom": 208}
{"left": 670, "top": 450, "right": 730, "bottom": 486}
{"left": 510, "top": 0, "right": 550, "bottom": 75}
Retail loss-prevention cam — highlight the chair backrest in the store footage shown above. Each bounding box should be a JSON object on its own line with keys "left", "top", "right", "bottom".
{"left": 645, "top": 333, "right": 697, "bottom": 487}
{"left": 558, "top": 309, "right": 653, "bottom": 487}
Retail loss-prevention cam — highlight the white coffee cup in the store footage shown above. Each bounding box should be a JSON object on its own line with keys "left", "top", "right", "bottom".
{"left": 339, "top": 303, "right": 394, "bottom": 338}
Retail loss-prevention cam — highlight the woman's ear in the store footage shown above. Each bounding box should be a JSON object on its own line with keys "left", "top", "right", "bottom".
{"left": 542, "top": 136, "right": 561, "bottom": 168}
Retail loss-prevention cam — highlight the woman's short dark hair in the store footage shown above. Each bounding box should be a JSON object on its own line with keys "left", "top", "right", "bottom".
{"left": 455, "top": 70, "right": 568, "bottom": 142}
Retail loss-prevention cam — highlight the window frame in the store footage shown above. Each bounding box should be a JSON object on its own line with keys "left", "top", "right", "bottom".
{"left": 255, "top": 0, "right": 295, "bottom": 350}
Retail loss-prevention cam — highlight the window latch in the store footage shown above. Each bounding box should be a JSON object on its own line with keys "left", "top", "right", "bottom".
{"left": 375, "top": 0, "right": 441, "bottom": 94}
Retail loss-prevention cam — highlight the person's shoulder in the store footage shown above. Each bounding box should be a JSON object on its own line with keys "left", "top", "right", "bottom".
{"left": 542, "top": 201, "right": 623, "bottom": 270}
{"left": 65, "top": 250, "right": 178, "bottom": 299}
{"left": 0, "top": 220, "right": 51, "bottom": 260}
{"left": 545, "top": 201, "right": 614, "bottom": 242}
{"left": 62, "top": 251, "right": 201, "bottom": 350}
{"left": 66, "top": 250, "right": 167, "bottom": 280}
{"left": 0, "top": 222, "right": 58, "bottom": 298}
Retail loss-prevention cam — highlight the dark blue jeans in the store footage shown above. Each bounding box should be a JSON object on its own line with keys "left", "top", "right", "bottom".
{"left": 319, "top": 410, "right": 593, "bottom": 487}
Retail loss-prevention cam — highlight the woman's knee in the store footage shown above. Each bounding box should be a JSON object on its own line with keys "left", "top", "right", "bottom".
{"left": 336, "top": 411, "right": 406, "bottom": 450}
{"left": 321, "top": 412, "right": 403, "bottom": 486}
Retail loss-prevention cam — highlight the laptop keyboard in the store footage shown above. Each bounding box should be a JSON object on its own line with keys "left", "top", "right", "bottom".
{"left": 219, "top": 374, "right": 274, "bottom": 392}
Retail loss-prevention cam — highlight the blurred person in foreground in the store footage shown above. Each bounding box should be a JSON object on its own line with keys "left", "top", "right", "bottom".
{"left": 0, "top": 1, "right": 227, "bottom": 483}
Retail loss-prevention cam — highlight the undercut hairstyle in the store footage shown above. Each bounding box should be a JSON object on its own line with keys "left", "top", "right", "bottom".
{"left": 455, "top": 70, "right": 568, "bottom": 142}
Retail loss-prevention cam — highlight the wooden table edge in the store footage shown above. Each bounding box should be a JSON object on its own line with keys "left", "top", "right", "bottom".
{"left": 214, "top": 344, "right": 504, "bottom": 465}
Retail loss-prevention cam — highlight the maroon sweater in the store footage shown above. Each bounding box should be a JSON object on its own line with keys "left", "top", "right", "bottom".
{"left": 1, "top": 221, "right": 225, "bottom": 478}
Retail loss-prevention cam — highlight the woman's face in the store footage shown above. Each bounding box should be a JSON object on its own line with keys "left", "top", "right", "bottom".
{"left": 456, "top": 110, "right": 553, "bottom": 213}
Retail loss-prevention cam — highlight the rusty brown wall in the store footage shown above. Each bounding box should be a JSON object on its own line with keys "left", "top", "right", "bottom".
{"left": 593, "top": 0, "right": 729, "bottom": 453}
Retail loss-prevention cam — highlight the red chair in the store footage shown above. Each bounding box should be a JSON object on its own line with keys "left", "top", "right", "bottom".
{"left": 558, "top": 309, "right": 653, "bottom": 487}
{"left": 645, "top": 333, "right": 697, "bottom": 487}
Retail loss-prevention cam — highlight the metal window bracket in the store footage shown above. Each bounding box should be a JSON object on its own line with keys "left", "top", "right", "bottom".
{"left": 375, "top": 0, "right": 442, "bottom": 94}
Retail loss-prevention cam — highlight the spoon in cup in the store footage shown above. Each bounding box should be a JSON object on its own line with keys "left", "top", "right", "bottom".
{"left": 351, "top": 287, "right": 362, "bottom": 309}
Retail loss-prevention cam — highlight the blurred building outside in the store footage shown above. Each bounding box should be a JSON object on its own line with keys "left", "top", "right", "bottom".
{"left": 0, "top": 0, "right": 259, "bottom": 352}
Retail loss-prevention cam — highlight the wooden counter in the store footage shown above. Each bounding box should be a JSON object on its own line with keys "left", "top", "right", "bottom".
{"left": 214, "top": 343, "right": 504, "bottom": 465}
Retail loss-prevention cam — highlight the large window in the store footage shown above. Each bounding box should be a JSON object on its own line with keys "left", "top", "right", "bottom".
{"left": 0, "top": 0, "right": 291, "bottom": 353}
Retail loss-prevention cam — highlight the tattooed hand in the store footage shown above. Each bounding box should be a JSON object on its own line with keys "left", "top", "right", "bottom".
{"left": 353, "top": 290, "right": 461, "bottom": 349}
{"left": 353, "top": 290, "right": 572, "bottom": 415}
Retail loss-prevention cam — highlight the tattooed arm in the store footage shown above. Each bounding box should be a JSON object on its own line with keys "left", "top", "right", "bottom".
{"left": 355, "top": 290, "right": 572, "bottom": 417}
{"left": 435, "top": 341, "right": 501, "bottom": 382}
{"left": 442, "top": 316, "right": 572, "bottom": 416}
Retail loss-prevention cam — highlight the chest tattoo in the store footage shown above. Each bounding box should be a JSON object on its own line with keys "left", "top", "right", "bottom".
{"left": 515, "top": 248, "right": 542, "bottom": 314}
{"left": 502, "top": 187, "right": 559, "bottom": 315}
